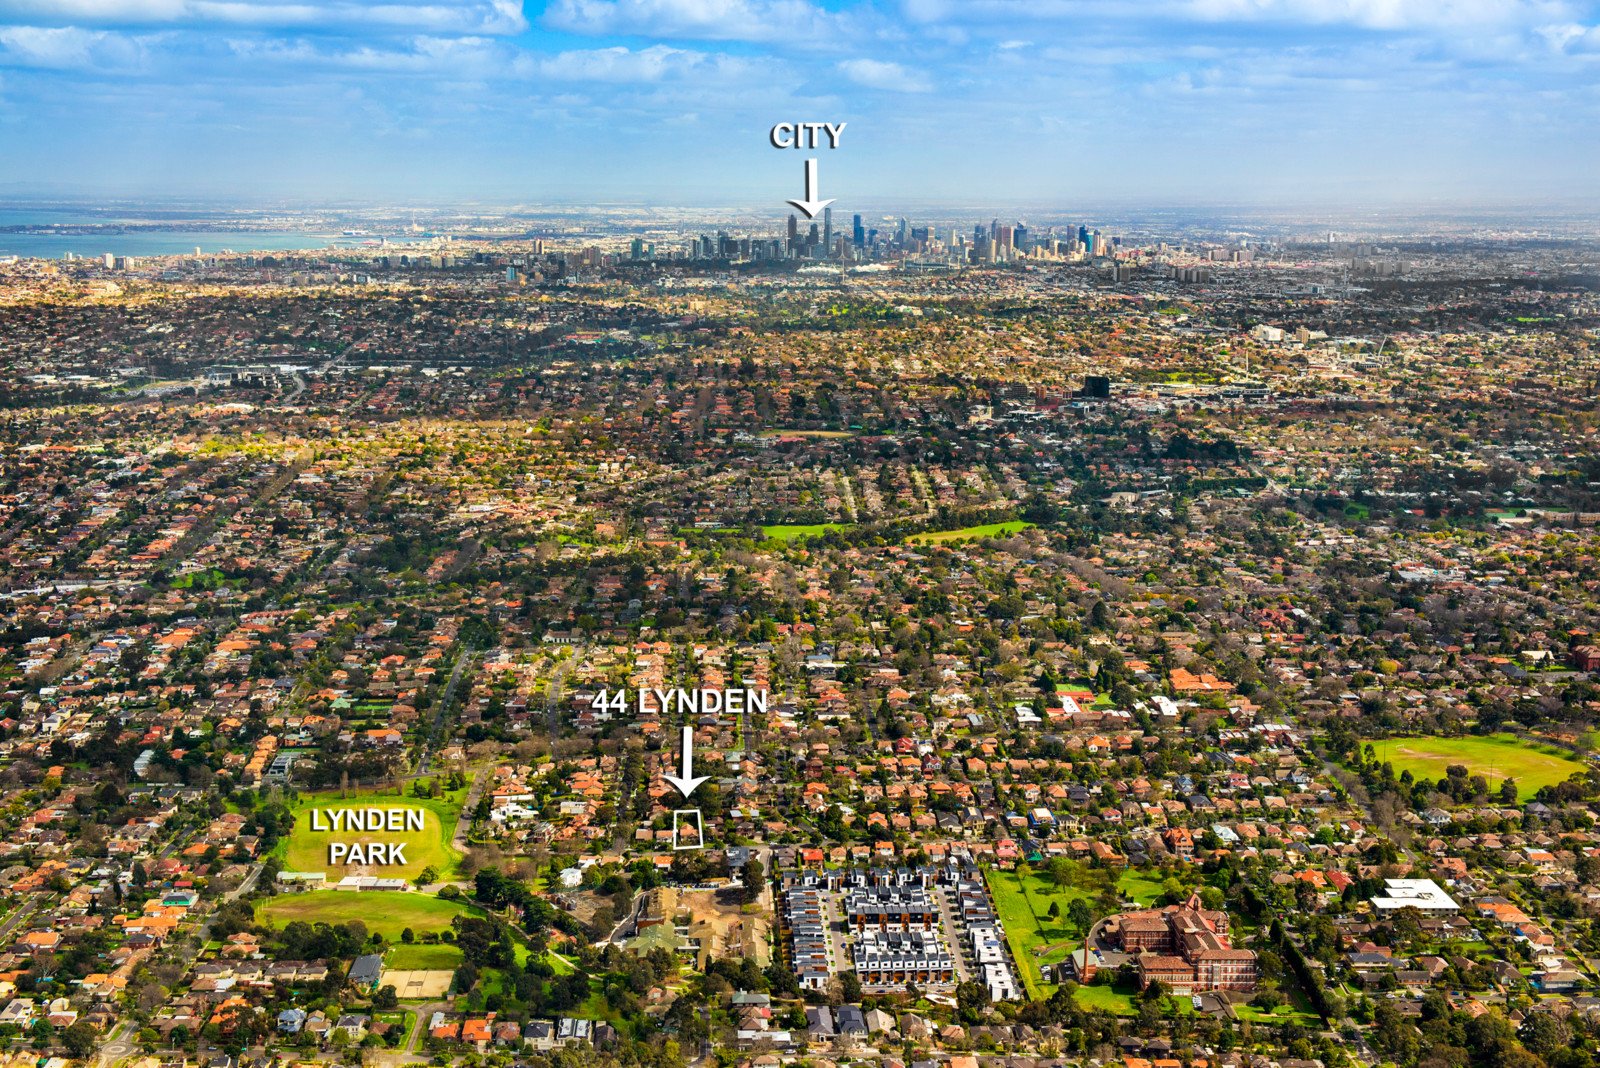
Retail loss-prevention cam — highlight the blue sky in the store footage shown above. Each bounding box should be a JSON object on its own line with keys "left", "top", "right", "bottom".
{"left": 0, "top": 0, "right": 1598, "bottom": 207}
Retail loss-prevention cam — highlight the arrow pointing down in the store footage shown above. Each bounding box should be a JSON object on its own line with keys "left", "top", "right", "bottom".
{"left": 663, "top": 724, "right": 710, "bottom": 799}
{"left": 786, "top": 158, "right": 835, "bottom": 220}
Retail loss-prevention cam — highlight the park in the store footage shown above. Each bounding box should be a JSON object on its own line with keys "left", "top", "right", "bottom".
{"left": 258, "top": 889, "right": 485, "bottom": 941}
{"left": 277, "top": 786, "right": 464, "bottom": 883}
{"left": 1372, "top": 734, "right": 1587, "bottom": 796}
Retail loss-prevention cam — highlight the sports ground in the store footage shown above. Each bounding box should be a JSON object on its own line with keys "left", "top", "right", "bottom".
{"left": 1374, "top": 734, "right": 1586, "bottom": 795}
{"left": 258, "top": 889, "right": 484, "bottom": 940}
{"left": 278, "top": 787, "right": 463, "bottom": 882}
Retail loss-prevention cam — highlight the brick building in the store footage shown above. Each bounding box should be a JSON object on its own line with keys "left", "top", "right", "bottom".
{"left": 1102, "top": 892, "right": 1258, "bottom": 995}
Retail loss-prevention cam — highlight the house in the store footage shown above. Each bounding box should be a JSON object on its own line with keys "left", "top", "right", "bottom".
{"left": 1534, "top": 969, "right": 1584, "bottom": 993}
{"left": 347, "top": 953, "right": 384, "bottom": 990}
{"left": 523, "top": 1020, "right": 555, "bottom": 1049}
{"left": 0, "top": 999, "right": 34, "bottom": 1027}
{"left": 863, "top": 1007, "right": 897, "bottom": 1034}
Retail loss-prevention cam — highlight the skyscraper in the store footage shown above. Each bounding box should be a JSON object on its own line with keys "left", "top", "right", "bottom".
{"left": 823, "top": 206, "right": 833, "bottom": 255}
{"left": 852, "top": 214, "right": 865, "bottom": 248}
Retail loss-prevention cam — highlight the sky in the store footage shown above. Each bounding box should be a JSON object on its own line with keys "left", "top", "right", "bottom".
{"left": 0, "top": 0, "right": 1598, "bottom": 208}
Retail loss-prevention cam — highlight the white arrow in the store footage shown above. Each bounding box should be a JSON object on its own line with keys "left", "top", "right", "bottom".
{"left": 786, "top": 158, "right": 836, "bottom": 220}
{"left": 663, "top": 724, "right": 710, "bottom": 799}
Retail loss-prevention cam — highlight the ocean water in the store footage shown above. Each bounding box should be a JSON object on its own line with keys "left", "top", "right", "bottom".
{"left": 0, "top": 229, "right": 352, "bottom": 259}
{"left": 0, "top": 208, "right": 366, "bottom": 259}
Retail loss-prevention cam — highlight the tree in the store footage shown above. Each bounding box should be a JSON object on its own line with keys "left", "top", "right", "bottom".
{"left": 60, "top": 1022, "right": 96, "bottom": 1058}
{"left": 956, "top": 979, "right": 990, "bottom": 1024}
{"left": 400, "top": 927, "right": 415, "bottom": 944}
{"left": 372, "top": 985, "right": 399, "bottom": 1010}
{"left": 417, "top": 866, "right": 439, "bottom": 887}
{"left": 740, "top": 858, "right": 765, "bottom": 904}
{"left": 1519, "top": 1012, "right": 1570, "bottom": 1056}
{"left": 1067, "top": 898, "right": 1094, "bottom": 933}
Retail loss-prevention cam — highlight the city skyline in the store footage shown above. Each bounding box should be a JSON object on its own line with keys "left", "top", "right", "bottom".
{"left": 1, "top": 0, "right": 1598, "bottom": 206}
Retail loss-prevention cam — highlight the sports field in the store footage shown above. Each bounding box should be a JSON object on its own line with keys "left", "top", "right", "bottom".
{"left": 1375, "top": 734, "right": 1586, "bottom": 795}
{"left": 259, "top": 890, "right": 483, "bottom": 940}
{"left": 762, "top": 523, "right": 851, "bottom": 542}
{"left": 280, "top": 788, "right": 462, "bottom": 882}
{"left": 908, "top": 521, "right": 1035, "bottom": 545}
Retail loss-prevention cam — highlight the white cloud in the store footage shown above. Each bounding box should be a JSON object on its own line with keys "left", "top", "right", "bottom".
{"left": 0, "top": 0, "right": 527, "bottom": 35}
{"left": 1539, "top": 20, "right": 1600, "bottom": 51}
{"left": 0, "top": 24, "right": 153, "bottom": 68}
{"left": 1178, "top": 0, "right": 1575, "bottom": 30}
{"left": 218, "top": 34, "right": 762, "bottom": 83}
{"left": 836, "top": 56, "right": 930, "bottom": 91}
{"left": 543, "top": 0, "right": 850, "bottom": 42}
{"left": 227, "top": 32, "right": 507, "bottom": 71}
{"left": 903, "top": 0, "right": 1581, "bottom": 32}
{"left": 533, "top": 42, "right": 757, "bottom": 82}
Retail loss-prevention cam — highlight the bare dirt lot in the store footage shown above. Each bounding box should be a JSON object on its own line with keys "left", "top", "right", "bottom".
{"left": 381, "top": 968, "right": 454, "bottom": 999}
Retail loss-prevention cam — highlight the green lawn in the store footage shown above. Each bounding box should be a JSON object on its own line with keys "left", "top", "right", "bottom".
{"left": 1116, "top": 870, "right": 1164, "bottom": 907}
{"left": 279, "top": 787, "right": 463, "bottom": 882}
{"left": 259, "top": 890, "right": 484, "bottom": 940}
{"left": 1057, "top": 680, "right": 1114, "bottom": 709}
{"left": 908, "top": 521, "right": 1035, "bottom": 545}
{"left": 1373, "top": 734, "right": 1586, "bottom": 795}
{"left": 385, "top": 942, "right": 464, "bottom": 970}
{"left": 985, "top": 866, "right": 1101, "bottom": 998}
{"left": 762, "top": 523, "right": 851, "bottom": 542}
{"left": 985, "top": 863, "right": 1178, "bottom": 1000}
{"left": 1234, "top": 986, "right": 1322, "bottom": 1028}
{"left": 1235, "top": 1002, "right": 1321, "bottom": 1027}
{"left": 1074, "top": 983, "right": 1137, "bottom": 1015}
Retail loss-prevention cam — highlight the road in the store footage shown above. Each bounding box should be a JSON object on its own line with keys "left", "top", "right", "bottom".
{"left": 227, "top": 861, "right": 266, "bottom": 903}
{"left": 416, "top": 649, "right": 478, "bottom": 776}
{"left": 450, "top": 766, "right": 489, "bottom": 853}
{"left": 544, "top": 656, "right": 573, "bottom": 740}
{"left": 932, "top": 884, "right": 976, "bottom": 983}
{"left": 0, "top": 892, "right": 48, "bottom": 944}
{"left": 603, "top": 891, "right": 644, "bottom": 945}
{"left": 94, "top": 1020, "right": 135, "bottom": 1067}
